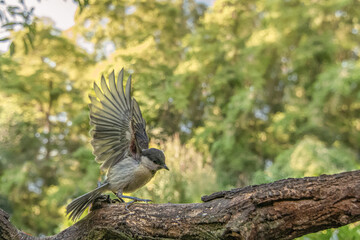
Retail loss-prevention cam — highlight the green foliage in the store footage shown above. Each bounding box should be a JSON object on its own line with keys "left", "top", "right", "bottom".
{"left": 0, "top": 0, "right": 359, "bottom": 238}
{"left": 0, "top": 0, "right": 36, "bottom": 55}
{"left": 252, "top": 137, "right": 358, "bottom": 184}
{"left": 297, "top": 223, "right": 360, "bottom": 240}
{"left": 73, "top": 0, "right": 206, "bottom": 137}
{"left": 176, "top": 0, "right": 360, "bottom": 187}
{"left": 0, "top": 20, "right": 93, "bottom": 234}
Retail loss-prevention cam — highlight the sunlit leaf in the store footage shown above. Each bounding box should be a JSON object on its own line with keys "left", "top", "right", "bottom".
{"left": 9, "top": 42, "right": 15, "bottom": 56}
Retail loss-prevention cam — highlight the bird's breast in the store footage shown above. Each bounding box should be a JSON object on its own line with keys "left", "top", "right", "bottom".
{"left": 123, "top": 164, "right": 155, "bottom": 193}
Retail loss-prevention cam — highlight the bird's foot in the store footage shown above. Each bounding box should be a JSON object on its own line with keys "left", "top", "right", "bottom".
{"left": 112, "top": 198, "right": 125, "bottom": 203}
{"left": 116, "top": 193, "right": 152, "bottom": 210}
{"left": 125, "top": 197, "right": 152, "bottom": 209}
{"left": 125, "top": 196, "right": 152, "bottom": 203}
{"left": 125, "top": 201, "right": 133, "bottom": 211}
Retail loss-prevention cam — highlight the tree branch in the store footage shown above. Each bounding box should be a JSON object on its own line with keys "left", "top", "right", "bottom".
{"left": 2, "top": 170, "right": 360, "bottom": 239}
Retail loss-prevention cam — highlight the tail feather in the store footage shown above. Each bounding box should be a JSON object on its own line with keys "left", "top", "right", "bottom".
{"left": 66, "top": 183, "right": 109, "bottom": 221}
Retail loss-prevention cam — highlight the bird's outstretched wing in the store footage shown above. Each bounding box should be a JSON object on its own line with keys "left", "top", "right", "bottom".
{"left": 89, "top": 68, "right": 149, "bottom": 171}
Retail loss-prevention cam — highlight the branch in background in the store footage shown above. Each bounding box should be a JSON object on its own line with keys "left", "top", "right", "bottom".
{"left": 1, "top": 170, "right": 360, "bottom": 239}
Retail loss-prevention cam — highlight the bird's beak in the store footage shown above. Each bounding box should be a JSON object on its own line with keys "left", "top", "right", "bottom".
{"left": 163, "top": 164, "right": 169, "bottom": 171}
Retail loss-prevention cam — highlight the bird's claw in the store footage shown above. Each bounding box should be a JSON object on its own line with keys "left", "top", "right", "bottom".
{"left": 112, "top": 198, "right": 124, "bottom": 203}
{"left": 124, "top": 198, "right": 151, "bottom": 211}
{"left": 125, "top": 201, "right": 133, "bottom": 211}
{"left": 115, "top": 193, "right": 152, "bottom": 210}
{"left": 130, "top": 197, "right": 152, "bottom": 203}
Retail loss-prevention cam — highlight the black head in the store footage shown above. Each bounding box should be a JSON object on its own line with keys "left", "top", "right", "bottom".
{"left": 141, "top": 148, "right": 169, "bottom": 170}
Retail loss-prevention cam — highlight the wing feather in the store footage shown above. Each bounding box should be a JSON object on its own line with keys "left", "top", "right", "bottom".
{"left": 89, "top": 102, "right": 123, "bottom": 124}
{"left": 108, "top": 70, "right": 125, "bottom": 110}
{"left": 125, "top": 75, "right": 132, "bottom": 107}
{"left": 117, "top": 69, "right": 127, "bottom": 108}
{"left": 132, "top": 99, "right": 149, "bottom": 150}
{"left": 89, "top": 68, "right": 149, "bottom": 171}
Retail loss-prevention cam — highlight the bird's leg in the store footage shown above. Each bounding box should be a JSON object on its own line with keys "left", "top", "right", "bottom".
{"left": 115, "top": 191, "right": 125, "bottom": 203}
{"left": 116, "top": 193, "right": 152, "bottom": 210}
{"left": 118, "top": 195, "right": 152, "bottom": 203}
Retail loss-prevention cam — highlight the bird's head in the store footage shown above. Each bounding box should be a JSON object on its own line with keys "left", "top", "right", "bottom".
{"left": 141, "top": 148, "right": 169, "bottom": 171}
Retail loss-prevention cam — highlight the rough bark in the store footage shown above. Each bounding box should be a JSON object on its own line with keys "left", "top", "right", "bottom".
{"left": 1, "top": 170, "right": 360, "bottom": 240}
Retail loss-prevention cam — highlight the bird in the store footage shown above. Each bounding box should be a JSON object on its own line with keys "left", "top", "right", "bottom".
{"left": 66, "top": 68, "right": 169, "bottom": 221}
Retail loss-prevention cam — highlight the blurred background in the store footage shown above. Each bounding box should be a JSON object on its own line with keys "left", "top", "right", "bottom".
{"left": 0, "top": 0, "right": 359, "bottom": 238}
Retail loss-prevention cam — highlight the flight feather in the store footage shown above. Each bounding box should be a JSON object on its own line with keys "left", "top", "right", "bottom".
{"left": 89, "top": 68, "right": 149, "bottom": 171}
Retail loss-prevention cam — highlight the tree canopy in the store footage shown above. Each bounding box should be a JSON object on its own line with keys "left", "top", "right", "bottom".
{"left": 0, "top": 0, "right": 359, "bottom": 238}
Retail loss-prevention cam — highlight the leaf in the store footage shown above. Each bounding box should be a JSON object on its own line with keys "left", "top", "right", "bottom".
{"left": 23, "top": 38, "right": 28, "bottom": 54}
{"left": 9, "top": 42, "right": 15, "bottom": 56}
{"left": 7, "top": 6, "right": 20, "bottom": 17}
{"left": 28, "top": 23, "right": 36, "bottom": 35}
{"left": 26, "top": 32, "right": 34, "bottom": 49}
{"left": 76, "top": 0, "right": 89, "bottom": 14}
{"left": 0, "top": 37, "right": 9, "bottom": 42}
{"left": 2, "top": 22, "right": 18, "bottom": 29}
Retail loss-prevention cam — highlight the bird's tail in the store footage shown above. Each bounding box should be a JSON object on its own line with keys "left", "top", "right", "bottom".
{"left": 66, "top": 183, "right": 109, "bottom": 221}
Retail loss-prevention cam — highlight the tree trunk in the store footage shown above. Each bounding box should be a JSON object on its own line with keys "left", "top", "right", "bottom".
{"left": 1, "top": 170, "right": 360, "bottom": 240}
